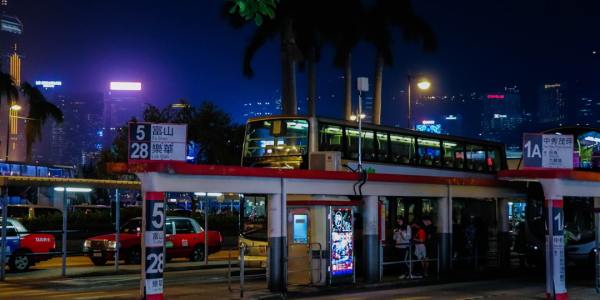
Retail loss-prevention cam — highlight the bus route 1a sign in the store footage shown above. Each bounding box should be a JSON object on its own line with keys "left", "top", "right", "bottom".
{"left": 523, "top": 133, "right": 574, "bottom": 169}
{"left": 128, "top": 123, "right": 187, "bottom": 162}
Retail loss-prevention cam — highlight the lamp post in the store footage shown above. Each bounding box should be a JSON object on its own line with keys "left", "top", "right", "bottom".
{"left": 355, "top": 77, "right": 369, "bottom": 172}
{"left": 4, "top": 104, "right": 21, "bottom": 162}
{"left": 407, "top": 76, "right": 431, "bottom": 129}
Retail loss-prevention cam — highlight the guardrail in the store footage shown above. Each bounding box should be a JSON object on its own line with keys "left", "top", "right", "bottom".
{"left": 227, "top": 243, "right": 268, "bottom": 298}
{"left": 382, "top": 242, "right": 440, "bottom": 279}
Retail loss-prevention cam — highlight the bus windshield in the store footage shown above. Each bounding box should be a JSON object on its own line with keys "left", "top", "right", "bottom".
{"left": 243, "top": 119, "right": 309, "bottom": 169}
{"left": 241, "top": 195, "right": 267, "bottom": 241}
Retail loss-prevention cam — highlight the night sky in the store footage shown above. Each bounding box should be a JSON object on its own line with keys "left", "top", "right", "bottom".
{"left": 12, "top": 0, "right": 600, "bottom": 124}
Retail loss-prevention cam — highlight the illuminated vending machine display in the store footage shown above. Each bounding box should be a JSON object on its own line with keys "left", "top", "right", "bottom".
{"left": 329, "top": 207, "right": 354, "bottom": 285}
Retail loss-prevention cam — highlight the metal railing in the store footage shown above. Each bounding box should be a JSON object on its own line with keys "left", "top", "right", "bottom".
{"left": 227, "top": 243, "right": 268, "bottom": 298}
{"left": 382, "top": 242, "right": 440, "bottom": 279}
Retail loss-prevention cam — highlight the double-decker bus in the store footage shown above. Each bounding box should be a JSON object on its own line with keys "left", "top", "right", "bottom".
{"left": 242, "top": 116, "right": 506, "bottom": 174}
{"left": 238, "top": 116, "right": 509, "bottom": 267}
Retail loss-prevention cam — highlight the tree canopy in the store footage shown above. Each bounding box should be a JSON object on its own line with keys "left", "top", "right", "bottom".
{"left": 92, "top": 100, "right": 245, "bottom": 179}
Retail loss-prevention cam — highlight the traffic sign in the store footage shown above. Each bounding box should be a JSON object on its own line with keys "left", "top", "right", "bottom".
{"left": 523, "top": 133, "right": 573, "bottom": 169}
{"left": 129, "top": 123, "right": 187, "bottom": 162}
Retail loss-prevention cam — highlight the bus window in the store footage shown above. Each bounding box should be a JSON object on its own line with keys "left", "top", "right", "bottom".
{"left": 466, "top": 145, "right": 486, "bottom": 171}
{"left": 390, "top": 134, "right": 415, "bottom": 164}
{"left": 241, "top": 195, "right": 267, "bottom": 241}
{"left": 376, "top": 132, "right": 390, "bottom": 162}
{"left": 345, "top": 128, "right": 375, "bottom": 161}
{"left": 417, "top": 138, "right": 441, "bottom": 167}
{"left": 243, "top": 119, "right": 309, "bottom": 169}
{"left": 486, "top": 147, "right": 501, "bottom": 172}
{"left": 319, "top": 124, "right": 343, "bottom": 152}
{"left": 443, "top": 141, "right": 465, "bottom": 169}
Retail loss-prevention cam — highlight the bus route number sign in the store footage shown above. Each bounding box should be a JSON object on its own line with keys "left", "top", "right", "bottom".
{"left": 144, "top": 198, "right": 165, "bottom": 298}
{"left": 128, "top": 122, "right": 187, "bottom": 162}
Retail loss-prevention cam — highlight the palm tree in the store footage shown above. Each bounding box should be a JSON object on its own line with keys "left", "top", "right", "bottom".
{"left": 0, "top": 72, "right": 19, "bottom": 105}
{"left": 225, "top": 1, "right": 303, "bottom": 115}
{"left": 367, "top": 0, "right": 437, "bottom": 125}
{"left": 21, "top": 82, "right": 64, "bottom": 159}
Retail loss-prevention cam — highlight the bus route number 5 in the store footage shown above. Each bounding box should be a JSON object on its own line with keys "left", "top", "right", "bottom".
{"left": 129, "top": 123, "right": 151, "bottom": 160}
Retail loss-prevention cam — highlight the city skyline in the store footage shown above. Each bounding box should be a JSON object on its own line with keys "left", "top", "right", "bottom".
{"left": 7, "top": 0, "right": 600, "bottom": 125}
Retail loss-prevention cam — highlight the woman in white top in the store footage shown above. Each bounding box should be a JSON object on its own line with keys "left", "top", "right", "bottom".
{"left": 393, "top": 217, "right": 411, "bottom": 278}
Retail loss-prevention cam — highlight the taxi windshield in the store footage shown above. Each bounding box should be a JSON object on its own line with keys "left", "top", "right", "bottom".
{"left": 120, "top": 219, "right": 142, "bottom": 233}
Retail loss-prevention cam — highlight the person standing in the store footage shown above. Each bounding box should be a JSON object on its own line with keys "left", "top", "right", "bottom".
{"left": 393, "top": 217, "right": 411, "bottom": 278}
{"left": 413, "top": 221, "right": 427, "bottom": 277}
{"left": 422, "top": 216, "right": 436, "bottom": 276}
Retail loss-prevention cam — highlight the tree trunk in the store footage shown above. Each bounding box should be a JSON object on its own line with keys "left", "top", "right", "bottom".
{"left": 280, "top": 19, "right": 297, "bottom": 115}
{"left": 373, "top": 54, "right": 383, "bottom": 125}
{"left": 343, "top": 53, "right": 352, "bottom": 120}
{"left": 307, "top": 47, "right": 317, "bottom": 117}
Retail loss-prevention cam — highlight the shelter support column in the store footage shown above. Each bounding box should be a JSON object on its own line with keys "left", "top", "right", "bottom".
{"left": 362, "top": 195, "right": 380, "bottom": 283}
{"left": 497, "top": 198, "right": 511, "bottom": 269}
{"left": 594, "top": 197, "right": 600, "bottom": 292}
{"left": 437, "top": 189, "right": 452, "bottom": 274}
{"left": 268, "top": 190, "right": 286, "bottom": 292}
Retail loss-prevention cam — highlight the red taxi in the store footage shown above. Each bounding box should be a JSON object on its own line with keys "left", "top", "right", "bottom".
{"left": 2, "top": 218, "right": 56, "bottom": 272}
{"left": 83, "top": 217, "right": 222, "bottom": 265}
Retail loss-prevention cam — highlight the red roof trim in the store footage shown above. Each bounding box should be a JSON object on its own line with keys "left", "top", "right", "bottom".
{"left": 498, "top": 169, "right": 600, "bottom": 182}
{"left": 129, "top": 161, "right": 502, "bottom": 187}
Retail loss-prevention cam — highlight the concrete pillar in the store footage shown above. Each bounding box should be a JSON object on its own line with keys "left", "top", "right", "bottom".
{"left": 594, "top": 197, "right": 600, "bottom": 291}
{"left": 497, "top": 198, "right": 511, "bottom": 269}
{"left": 362, "top": 195, "right": 380, "bottom": 283}
{"left": 541, "top": 180, "right": 567, "bottom": 300}
{"left": 437, "top": 192, "right": 452, "bottom": 274}
{"left": 267, "top": 189, "right": 286, "bottom": 292}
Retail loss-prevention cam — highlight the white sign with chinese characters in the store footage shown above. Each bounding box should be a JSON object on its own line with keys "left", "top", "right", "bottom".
{"left": 129, "top": 123, "right": 187, "bottom": 162}
{"left": 523, "top": 133, "right": 573, "bottom": 169}
{"left": 541, "top": 134, "right": 573, "bottom": 169}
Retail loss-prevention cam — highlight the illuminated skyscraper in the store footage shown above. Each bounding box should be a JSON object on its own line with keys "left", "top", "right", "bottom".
{"left": 103, "top": 82, "right": 144, "bottom": 147}
{"left": 538, "top": 83, "right": 568, "bottom": 126}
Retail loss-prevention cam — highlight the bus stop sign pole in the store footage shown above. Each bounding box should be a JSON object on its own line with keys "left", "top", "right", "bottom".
{"left": 141, "top": 191, "right": 166, "bottom": 300}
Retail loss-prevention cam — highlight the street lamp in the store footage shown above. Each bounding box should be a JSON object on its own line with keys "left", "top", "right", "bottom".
{"left": 407, "top": 76, "right": 431, "bottom": 129}
{"left": 4, "top": 104, "right": 22, "bottom": 161}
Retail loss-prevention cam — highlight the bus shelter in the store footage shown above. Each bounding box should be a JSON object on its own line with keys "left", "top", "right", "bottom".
{"left": 499, "top": 169, "right": 600, "bottom": 300}
{"left": 133, "top": 161, "right": 523, "bottom": 299}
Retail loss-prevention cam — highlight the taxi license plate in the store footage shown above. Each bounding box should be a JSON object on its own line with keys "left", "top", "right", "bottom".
{"left": 92, "top": 251, "right": 102, "bottom": 257}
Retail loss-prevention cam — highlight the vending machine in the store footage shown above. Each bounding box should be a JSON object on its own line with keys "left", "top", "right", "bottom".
{"left": 328, "top": 206, "right": 355, "bottom": 285}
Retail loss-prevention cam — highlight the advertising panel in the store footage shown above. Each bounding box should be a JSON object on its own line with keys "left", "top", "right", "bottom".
{"left": 330, "top": 207, "right": 354, "bottom": 283}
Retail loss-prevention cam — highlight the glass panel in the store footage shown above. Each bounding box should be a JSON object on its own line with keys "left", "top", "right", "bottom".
{"left": 319, "top": 124, "right": 343, "bottom": 152}
{"left": 417, "top": 138, "right": 441, "bottom": 167}
{"left": 466, "top": 144, "right": 487, "bottom": 171}
{"left": 121, "top": 219, "right": 142, "bottom": 233}
{"left": 376, "top": 132, "right": 389, "bottom": 162}
{"left": 242, "top": 195, "right": 267, "bottom": 240}
{"left": 345, "top": 128, "right": 375, "bottom": 161}
{"left": 443, "top": 141, "right": 465, "bottom": 169}
{"left": 165, "top": 220, "right": 174, "bottom": 234}
{"left": 7, "top": 207, "right": 29, "bottom": 219}
{"left": 175, "top": 220, "right": 195, "bottom": 234}
{"left": 389, "top": 134, "right": 415, "bottom": 164}
{"left": 243, "top": 119, "right": 309, "bottom": 169}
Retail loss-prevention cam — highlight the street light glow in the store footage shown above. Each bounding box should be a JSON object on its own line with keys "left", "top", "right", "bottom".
{"left": 417, "top": 80, "right": 431, "bottom": 90}
{"left": 9, "top": 104, "right": 21, "bottom": 111}
{"left": 349, "top": 114, "right": 366, "bottom": 121}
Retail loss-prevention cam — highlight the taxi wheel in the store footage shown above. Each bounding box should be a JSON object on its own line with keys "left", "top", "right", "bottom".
{"left": 190, "top": 245, "right": 205, "bottom": 262}
{"left": 9, "top": 251, "right": 31, "bottom": 272}
{"left": 91, "top": 257, "right": 107, "bottom": 266}
{"left": 126, "top": 247, "right": 141, "bottom": 265}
